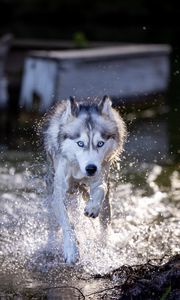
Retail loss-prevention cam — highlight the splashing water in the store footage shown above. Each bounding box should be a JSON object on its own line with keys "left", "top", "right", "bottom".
{"left": 0, "top": 149, "right": 179, "bottom": 297}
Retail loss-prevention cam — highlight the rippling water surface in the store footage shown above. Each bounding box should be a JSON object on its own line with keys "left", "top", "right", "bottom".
{"left": 0, "top": 115, "right": 179, "bottom": 299}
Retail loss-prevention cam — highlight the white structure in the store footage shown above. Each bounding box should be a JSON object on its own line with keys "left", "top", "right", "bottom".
{"left": 20, "top": 44, "right": 171, "bottom": 112}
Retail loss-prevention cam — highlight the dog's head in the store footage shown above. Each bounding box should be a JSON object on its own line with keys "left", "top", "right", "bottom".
{"left": 60, "top": 96, "right": 126, "bottom": 177}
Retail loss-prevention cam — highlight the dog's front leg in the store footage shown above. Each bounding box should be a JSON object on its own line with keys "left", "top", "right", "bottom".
{"left": 52, "top": 161, "right": 79, "bottom": 264}
{"left": 84, "top": 179, "right": 108, "bottom": 218}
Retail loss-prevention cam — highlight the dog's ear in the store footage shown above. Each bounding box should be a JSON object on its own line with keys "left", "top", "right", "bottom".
{"left": 63, "top": 96, "right": 79, "bottom": 121}
{"left": 99, "top": 95, "right": 112, "bottom": 115}
{"left": 69, "top": 96, "right": 79, "bottom": 116}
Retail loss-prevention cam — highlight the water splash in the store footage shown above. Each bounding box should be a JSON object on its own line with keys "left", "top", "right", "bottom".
{"left": 0, "top": 151, "right": 179, "bottom": 294}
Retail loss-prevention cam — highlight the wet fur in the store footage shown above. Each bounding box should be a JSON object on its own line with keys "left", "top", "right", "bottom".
{"left": 41, "top": 96, "right": 126, "bottom": 264}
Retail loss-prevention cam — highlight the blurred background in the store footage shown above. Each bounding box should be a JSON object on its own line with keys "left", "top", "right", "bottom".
{"left": 0, "top": 0, "right": 179, "bottom": 162}
{"left": 0, "top": 0, "right": 179, "bottom": 41}
{"left": 0, "top": 0, "right": 180, "bottom": 164}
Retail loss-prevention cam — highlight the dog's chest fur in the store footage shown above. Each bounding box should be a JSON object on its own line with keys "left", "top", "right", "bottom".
{"left": 67, "top": 177, "right": 90, "bottom": 201}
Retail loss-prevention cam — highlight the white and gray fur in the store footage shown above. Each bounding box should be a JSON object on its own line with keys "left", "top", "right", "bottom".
{"left": 42, "top": 95, "right": 126, "bottom": 264}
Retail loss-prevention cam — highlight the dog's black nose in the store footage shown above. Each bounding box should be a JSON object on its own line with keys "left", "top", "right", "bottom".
{"left": 86, "top": 164, "right": 97, "bottom": 176}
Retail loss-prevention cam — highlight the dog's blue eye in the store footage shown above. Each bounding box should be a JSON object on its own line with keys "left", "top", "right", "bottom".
{"left": 97, "top": 141, "right": 104, "bottom": 147}
{"left": 77, "top": 141, "right": 84, "bottom": 147}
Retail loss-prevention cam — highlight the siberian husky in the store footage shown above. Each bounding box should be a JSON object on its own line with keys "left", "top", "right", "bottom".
{"left": 42, "top": 96, "right": 126, "bottom": 264}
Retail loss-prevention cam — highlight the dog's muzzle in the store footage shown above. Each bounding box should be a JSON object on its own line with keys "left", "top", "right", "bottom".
{"left": 85, "top": 164, "right": 97, "bottom": 176}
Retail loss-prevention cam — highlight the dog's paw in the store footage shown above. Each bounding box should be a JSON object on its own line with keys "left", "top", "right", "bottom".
{"left": 84, "top": 202, "right": 100, "bottom": 218}
{"left": 64, "top": 238, "right": 79, "bottom": 265}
